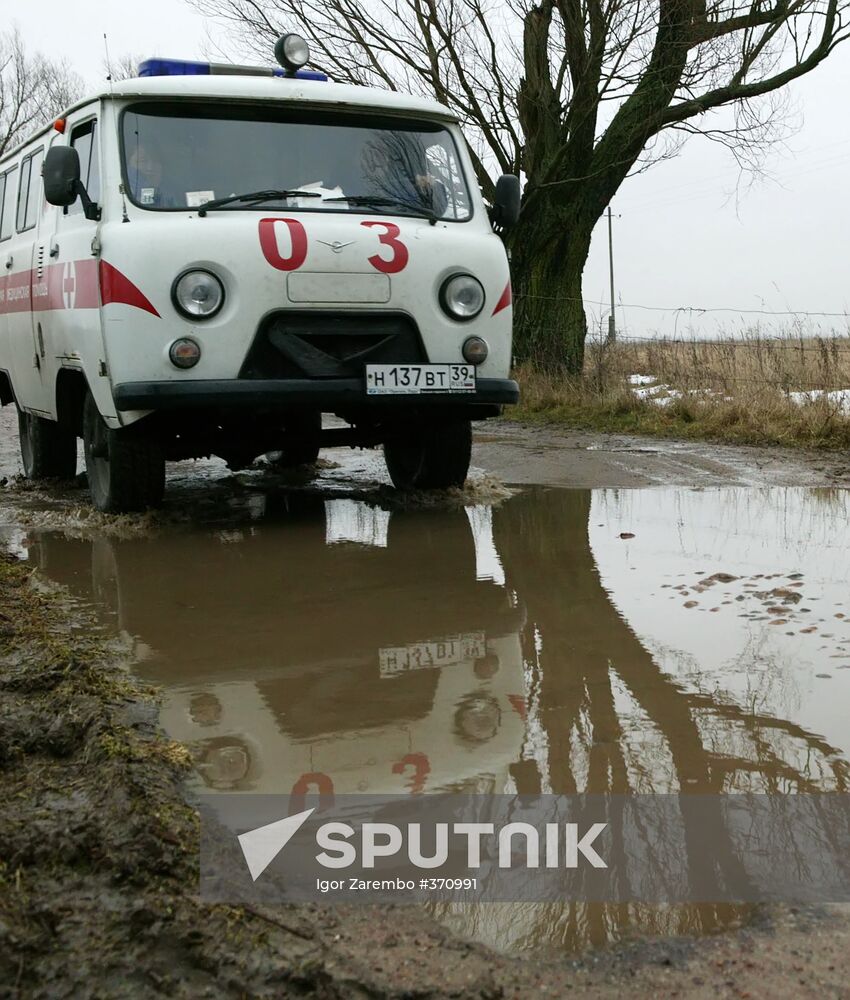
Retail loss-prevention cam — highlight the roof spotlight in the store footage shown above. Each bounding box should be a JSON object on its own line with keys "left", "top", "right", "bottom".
{"left": 274, "top": 33, "right": 310, "bottom": 75}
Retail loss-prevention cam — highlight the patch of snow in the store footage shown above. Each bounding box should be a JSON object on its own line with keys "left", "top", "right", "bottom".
{"left": 788, "top": 389, "right": 850, "bottom": 415}
{"left": 651, "top": 392, "right": 682, "bottom": 408}
{"left": 631, "top": 383, "right": 684, "bottom": 407}
{"left": 628, "top": 380, "right": 850, "bottom": 413}
{"left": 632, "top": 384, "right": 667, "bottom": 399}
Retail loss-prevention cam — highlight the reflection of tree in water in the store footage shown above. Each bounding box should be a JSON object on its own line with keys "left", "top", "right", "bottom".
{"left": 495, "top": 489, "right": 849, "bottom": 796}
{"left": 440, "top": 489, "right": 850, "bottom": 953}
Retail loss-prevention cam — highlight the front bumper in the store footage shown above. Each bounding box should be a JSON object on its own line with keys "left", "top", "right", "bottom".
{"left": 113, "top": 377, "right": 520, "bottom": 412}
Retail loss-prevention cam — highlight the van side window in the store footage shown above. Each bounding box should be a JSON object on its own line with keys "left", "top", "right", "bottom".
{"left": 15, "top": 159, "right": 31, "bottom": 231}
{"left": 0, "top": 167, "right": 17, "bottom": 241}
{"left": 16, "top": 149, "right": 44, "bottom": 233}
{"left": 68, "top": 120, "right": 100, "bottom": 215}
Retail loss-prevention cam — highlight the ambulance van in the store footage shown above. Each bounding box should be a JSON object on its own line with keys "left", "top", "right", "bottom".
{"left": 0, "top": 34, "right": 520, "bottom": 512}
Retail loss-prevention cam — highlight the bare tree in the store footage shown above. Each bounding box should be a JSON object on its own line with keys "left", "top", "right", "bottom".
{"left": 0, "top": 29, "right": 83, "bottom": 160}
{"left": 105, "top": 53, "right": 145, "bottom": 83}
{"left": 189, "top": 0, "right": 850, "bottom": 371}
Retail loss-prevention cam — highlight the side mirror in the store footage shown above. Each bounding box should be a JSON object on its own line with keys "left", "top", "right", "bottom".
{"left": 44, "top": 146, "right": 81, "bottom": 207}
{"left": 491, "top": 174, "right": 521, "bottom": 229}
{"left": 43, "top": 145, "right": 100, "bottom": 221}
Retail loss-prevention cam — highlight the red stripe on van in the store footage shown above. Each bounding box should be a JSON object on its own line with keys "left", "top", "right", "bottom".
{"left": 492, "top": 281, "right": 512, "bottom": 316}
{"left": 0, "top": 269, "right": 33, "bottom": 314}
{"left": 99, "top": 261, "right": 160, "bottom": 317}
{"left": 0, "top": 260, "right": 159, "bottom": 317}
{"left": 31, "top": 260, "right": 100, "bottom": 312}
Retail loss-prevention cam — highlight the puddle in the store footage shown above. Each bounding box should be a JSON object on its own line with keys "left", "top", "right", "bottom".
{"left": 18, "top": 484, "right": 850, "bottom": 955}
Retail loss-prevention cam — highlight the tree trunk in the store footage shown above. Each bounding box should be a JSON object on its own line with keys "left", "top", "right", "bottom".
{"left": 509, "top": 206, "right": 593, "bottom": 375}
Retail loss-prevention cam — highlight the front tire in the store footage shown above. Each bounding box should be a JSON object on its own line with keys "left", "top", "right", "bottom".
{"left": 384, "top": 419, "right": 472, "bottom": 491}
{"left": 83, "top": 392, "right": 165, "bottom": 513}
{"left": 17, "top": 408, "right": 77, "bottom": 480}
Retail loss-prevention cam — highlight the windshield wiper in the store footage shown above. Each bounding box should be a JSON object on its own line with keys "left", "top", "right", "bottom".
{"left": 323, "top": 194, "right": 438, "bottom": 225}
{"left": 197, "top": 189, "right": 322, "bottom": 217}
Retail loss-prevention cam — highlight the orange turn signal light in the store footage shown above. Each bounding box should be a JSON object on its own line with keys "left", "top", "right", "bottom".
{"left": 53, "top": 119, "right": 67, "bottom": 134}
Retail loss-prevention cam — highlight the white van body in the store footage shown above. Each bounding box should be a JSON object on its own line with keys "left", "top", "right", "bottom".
{"left": 0, "top": 66, "right": 518, "bottom": 510}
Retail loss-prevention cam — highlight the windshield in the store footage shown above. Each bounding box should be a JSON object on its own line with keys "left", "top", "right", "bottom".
{"left": 121, "top": 102, "right": 473, "bottom": 221}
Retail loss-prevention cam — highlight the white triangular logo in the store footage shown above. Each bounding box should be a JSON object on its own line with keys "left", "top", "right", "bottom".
{"left": 237, "top": 807, "right": 316, "bottom": 881}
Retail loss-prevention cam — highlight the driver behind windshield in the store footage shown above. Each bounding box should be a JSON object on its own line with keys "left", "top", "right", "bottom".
{"left": 126, "top": 141, "right": 177, "bottom": 207}
{"left": 126, "top": 131, "right": 212, "bottom": 208}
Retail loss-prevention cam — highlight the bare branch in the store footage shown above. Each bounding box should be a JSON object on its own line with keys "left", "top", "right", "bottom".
{"left": 184, "top": 0, "right": 850, "bottom": 367}
{"left": 0, "top": 28, "right": 84, "bottom": 158}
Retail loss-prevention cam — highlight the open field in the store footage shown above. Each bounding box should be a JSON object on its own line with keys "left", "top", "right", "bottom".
{"left": 512, "top": 330, "right": 850, "bottom": 449}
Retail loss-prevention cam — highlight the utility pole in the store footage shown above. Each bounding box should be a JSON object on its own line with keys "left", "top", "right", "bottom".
{"left": 606, "top": 206, "right": 617, "bottom": 343}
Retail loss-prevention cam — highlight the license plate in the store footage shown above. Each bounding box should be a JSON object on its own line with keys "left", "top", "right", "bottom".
{"left": 365, "top": 363, "right": 476, "bottom": 395}
{"left": 379, "top": 633, "right": 486, "bottom": 677}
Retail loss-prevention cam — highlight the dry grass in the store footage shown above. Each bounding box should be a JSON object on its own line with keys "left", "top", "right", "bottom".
{"left": 511, "top": 329, "right": 850, "bottom": 449}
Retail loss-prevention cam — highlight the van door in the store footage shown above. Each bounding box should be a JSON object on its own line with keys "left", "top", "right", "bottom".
{"left": 39, "top": 118, "right": 102, "bottom": 416}
{"left": 0, "top": 164, "right": 19, "bottom": 394}
{"left": 6, "top": 146, "right": 47, "bottom": 413}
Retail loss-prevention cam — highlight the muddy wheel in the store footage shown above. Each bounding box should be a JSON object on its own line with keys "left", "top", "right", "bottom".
{"left": 266, "top": 411, "right": 321, "bottom": 469}
{"left": 82, "top": 392, "right": 165, "bottom": 513}
{"left": 17, "top": 408, "right": 77, "bottom": 480}
{"left": 384, "top": 419, "right": 472, "bottom": 490}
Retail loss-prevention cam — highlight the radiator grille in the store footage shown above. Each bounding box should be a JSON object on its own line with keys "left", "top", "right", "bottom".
{"left": 240, "top": 312, "right": 427, "bottom": 380}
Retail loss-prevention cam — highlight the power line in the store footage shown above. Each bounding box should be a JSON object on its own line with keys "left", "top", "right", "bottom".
{"left": 533, "top": 326, "right": 850, "bottom": 349}
{"left": 592, "top": 333, "right": 850, "bottom": 352}
{"left": 515, "top": 293, "right": 850, "bottom": 318}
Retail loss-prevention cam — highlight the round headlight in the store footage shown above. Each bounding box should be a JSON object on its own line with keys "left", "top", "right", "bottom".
{"left": 275, "top": 33, "right": 310, "bottom": 71}
{"left": 172, "top": 270, "right": 224, "bottom": 319}
{"left": 440, "top": 274, "right": 485, "bottom": 321}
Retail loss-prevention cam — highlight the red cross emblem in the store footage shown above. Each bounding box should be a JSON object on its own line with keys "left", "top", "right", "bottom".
{"left": 62, "top": 262, "right": 76, "bottom": 310}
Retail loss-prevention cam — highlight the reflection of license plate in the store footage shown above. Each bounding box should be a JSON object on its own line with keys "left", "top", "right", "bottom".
{"left": 379, "top": 633, "right": 486, "bottom": 677}
{"left": 366, "top": 364, "right": 476, "bottom": 395}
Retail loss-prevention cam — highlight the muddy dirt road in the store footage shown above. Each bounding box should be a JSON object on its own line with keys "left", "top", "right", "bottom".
{"left": 4, "top": 404, "right": 850, "bottom": 492}
{"left": 2, "top": 401, "right": 850, "bottom": 998}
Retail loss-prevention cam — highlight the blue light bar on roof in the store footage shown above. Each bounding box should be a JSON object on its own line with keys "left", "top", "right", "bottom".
{"left": 137, "top": 58, "right": 328, "bottom": 82}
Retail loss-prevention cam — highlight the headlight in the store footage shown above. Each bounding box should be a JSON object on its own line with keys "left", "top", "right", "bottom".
{"left": 440, "top": 274, "right": 485, "bottom": 321}
{"left": 275, "top": 33, "right": 310, "bottom": 72}
{"left": 172, "top": 269, "right": 224, "bottom": 319}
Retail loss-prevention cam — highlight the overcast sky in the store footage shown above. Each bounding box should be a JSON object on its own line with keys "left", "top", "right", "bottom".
{"left": 10, "top": 0, "right": 850, "bottom": 338}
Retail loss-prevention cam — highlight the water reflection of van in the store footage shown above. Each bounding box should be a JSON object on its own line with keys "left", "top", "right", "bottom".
{"left": 28, "top": 500, "right": 527, "bottom": 796}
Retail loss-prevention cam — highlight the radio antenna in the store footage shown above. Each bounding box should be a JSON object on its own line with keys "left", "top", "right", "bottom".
{"left": 103, "top": 33, "right": 115, "bottom": 95}
{"left": 104, "top": 32, "right": 128, "bottom": 221}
